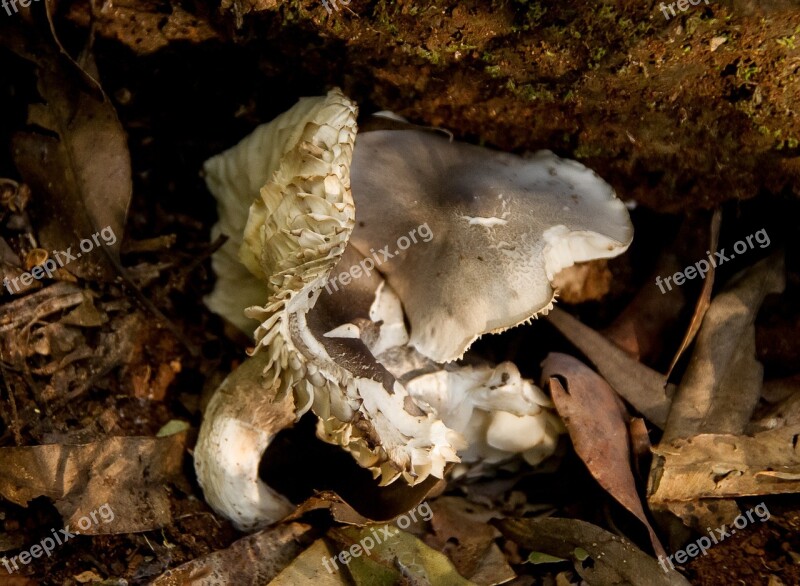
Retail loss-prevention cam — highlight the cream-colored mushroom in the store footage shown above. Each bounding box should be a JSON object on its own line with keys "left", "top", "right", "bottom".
{"left": 194, "top": 89, "right": 633, "bottom": 530}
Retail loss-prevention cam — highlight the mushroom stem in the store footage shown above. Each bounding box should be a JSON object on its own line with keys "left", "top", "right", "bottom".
{"left": 194, "top": 351, "right": 296, "bottom": 531}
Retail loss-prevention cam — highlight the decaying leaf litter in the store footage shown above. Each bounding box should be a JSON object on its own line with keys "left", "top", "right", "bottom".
{"left": 1, "top": 2, "right": 799, "bottom": 585}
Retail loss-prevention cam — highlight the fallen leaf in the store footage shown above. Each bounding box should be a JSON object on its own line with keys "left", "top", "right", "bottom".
{"left": 541, "top": 353, "right": 665, "bottom": 558}
{"left": 546, "top": 307, "right": 672, "bottom": 428}
{"left": 60, "top": 292, "right": 108, "bottom": 327}
{"left": 151, "top": 522, "right": 315, "bottom": 585}
{"left": 663, "top": 252, "right": 785, "bottom": 442}
{"left": 630, "top": 417, "right": 652, "bottom": 465}
{"left": 284, "top": 492, "right": 377, "bottom": 527}
{"left": 74, "top": 570, "right": 103, "bottom": 583}
{"left": 426, "top": 497, "right": 516, "bottom": 585}
{"left": 267, "top": 539, "right": 351, "bottom": 586}
{"left": 550, "top": 259, "right": 612, "bottom": 304}
{"left": 11, "top": 37, "right": 131, "bottom": 281}
{"left": 527, "top": 552, "right": 567, "bottom": 564}
{"left": 603, "top": 253, "right": 685, "bottom": 361}
{"left": 328, "top": 524, "right": 473, "bottom": 585}
{"left": 664, "top": 208, "right": 721, "bottom": 379}
{"left": 498, "top": 517, "right": 690, "bottom": 586}
{"left": 0, "top": 432, "right": 190, "bottom": 533}
{"left": 748, "top": 388, "right": 800, "bottom": 433}
{"left": 649, "top": 424, "right": 800, "bottom": 503}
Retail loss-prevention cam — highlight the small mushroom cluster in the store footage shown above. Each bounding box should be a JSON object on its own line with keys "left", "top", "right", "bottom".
{"left": 194, "top": 89, "right": 634, "bottom": 530}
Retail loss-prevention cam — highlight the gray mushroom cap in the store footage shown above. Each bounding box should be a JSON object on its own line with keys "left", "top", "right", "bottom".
{"left": 350, "top": 130, "right": 634, "bottom": 363}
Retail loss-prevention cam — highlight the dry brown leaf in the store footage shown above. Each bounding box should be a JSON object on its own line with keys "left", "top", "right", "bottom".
{"left": 664, "top": 208, "right": 721, "bottom": 379}
{"left": 0, "top": 432, "right": 190, "bottom": 533}
{"left": 59, "top": 293, "right": 107, "bottom": 327}
{"left": 603, "top": 253, "right": 686, "bottom": 361}
{"left": 328, "top": 524, "right": 474, "bottom": 585}
{"left": 151, "top": 523, "right": 315, "bottom": 585}
{"left": 284, "top": 493, "right": 376, "bottom": 527}
{"left": 426, "top": 497, "right": 516, "bottom": 585}
{"left": 546, "top": 307, "right": 672, "bottom": 428}
{"left": 267, "top": 539, "right": 348, "bottom": 586}
{"left": 550, "top": 259, "right": 612, "bottom": 304}
{"left": 663, "top": 252, "right": 785, "bottom": 442}
{"left": 11, "top": 36, "right": 130, "bottom": 281}
{"left": 541, "top": 353, "right": 665, "bottom": 558}
{"left": 748, "top": 391, "right": 800, "bottom": 433}
{"left": 649, "top": 424, "right": 800, "bottom": 504}
{"left": 284, "top": 475, "right": 447, "bottom": 529}
{"left": 498, "top": 517, "right": 691, "bottom": 586}
{"left": 468, "top": 544, "right": 516, "bottom": 586}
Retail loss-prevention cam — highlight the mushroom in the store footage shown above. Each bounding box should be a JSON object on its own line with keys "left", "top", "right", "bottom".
{"left": 194, "top": 89, "right": 634, "bottom": 530}
{"left": 348, "top": 130, "right": 633, "bottom": 363}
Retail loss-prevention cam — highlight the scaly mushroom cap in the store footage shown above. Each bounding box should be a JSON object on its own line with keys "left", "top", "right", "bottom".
{"left": 196, "top": 89, "right": 364, "bottom": 529}
{"left": 195, "top": 89, "right": 632, "bottom": 530}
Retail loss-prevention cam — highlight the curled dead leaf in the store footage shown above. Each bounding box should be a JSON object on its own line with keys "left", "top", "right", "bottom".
{"left": 541, "top": 353, "right": 665, "bottom": 558}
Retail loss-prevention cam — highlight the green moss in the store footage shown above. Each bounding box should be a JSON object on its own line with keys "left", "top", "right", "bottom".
{"left": 685, "top": 15, "right": 702, "bottom": 36}
{"left": 507, "top": 82, "right": 555, "bottom": 102}
{"left": 737, "top": 63, "right": 760, "bottom": 81}
{"left": 445, "top": 43, "right": 478, "bottom": 53}
{"left": 597, "top": 4, "right": 615, "bottom": 20}
{"left": 776, "top": 136, "right": 799, "bottom": 150}
{"left": 373, "top": 0, "right": 399, "bottom": 26}
{"left": 573, "top": 143, "right": 605, "bottom": 159}
{"left": 617, "top": 17, "right": 635, "bottom": 34}
{"left": 413, "top": 47, "right": 442, "bottom": 65}
{"left": 589, "top": 47, "right": 607, "bottom": 69}
{"left": 485, "top": 65, "right": 503, "bottom": 78}
{"left": 512, "top": 0, "right": 548, "bottom": 29}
